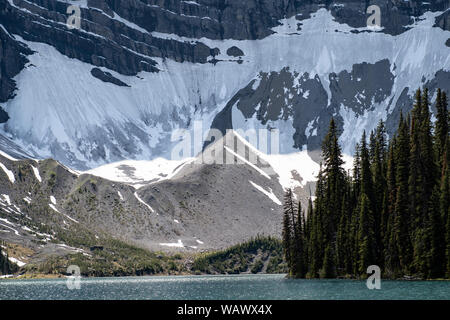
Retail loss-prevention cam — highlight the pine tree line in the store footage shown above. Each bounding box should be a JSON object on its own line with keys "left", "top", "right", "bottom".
{"left": 283, "top": 88, "right": 449, "bottom": 279}
{"left": 0, "top": 241, "right": 18, "bottom": 275}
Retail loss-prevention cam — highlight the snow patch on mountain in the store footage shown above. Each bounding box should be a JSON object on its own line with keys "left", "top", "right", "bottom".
{"left": 0, "top": 162, "right": 15, "bottom": 183}
{"left": 159, "top": 239, "right": 184, "bottom": 248}
{"left": 134, "top": 191, "right": 156, "bottom": 214}
{"left": 263, "top": 152, "right": 320, "bottom": 190}
{"left": 1, "top": 194, "right": 11, "bottom": 206}
{"left": 86, "top": 157, "right": 194, "bottom": 188}
{"left": 8, "top": 256, "right": 25, "bottom": 267}
{"left": 48, "top": 203, "right": 59, "bottom": 213}
{"left": 31, "top": 165, "right": 41, "bottom": 182}
{"left": 249, "top": 180, "right": 282, "bottom": 205}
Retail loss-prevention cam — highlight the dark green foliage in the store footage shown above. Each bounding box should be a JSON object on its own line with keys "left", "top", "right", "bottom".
{"left": 426, "top": 186, "right": 445, "bottom": 278}
{"left": 0, "top": 242, "right": 20, "bottom": 275}
{"left": 283, "top": 88, "right": 449, "bottom": 279}
{"left": 251, "top": 259, "right": 264, "bottom": 274}
{"left": 192, "top": 236, "right": 286, "bottom": 275}
{"left": 435, "top": 89, "right": 448, "bottom": 171}
{"left": 281, "top": 189, "right": 307, "bottom": 277}
{"left": 282, "top": 189, "right": 295, "bottom": 273}
{"left": 394, "top": 114, "right": 412, "bottom": 273}
{"left": 357, "top": 193, "right": 376, "bottom": 275}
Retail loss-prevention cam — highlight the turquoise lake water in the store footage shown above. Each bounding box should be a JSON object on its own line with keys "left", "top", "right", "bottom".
{"left": 0, "top": 274, "right": 448, "bottom": 300}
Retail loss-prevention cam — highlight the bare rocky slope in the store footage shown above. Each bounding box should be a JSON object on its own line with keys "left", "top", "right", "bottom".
{"left": 0, "top": 131, "right": 312, "bottom": 270}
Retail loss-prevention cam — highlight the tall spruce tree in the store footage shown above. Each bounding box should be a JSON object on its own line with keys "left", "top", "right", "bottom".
{"left": 320, "top": 118, "right": 346, "bottom": 275}
{"left": 371, "top": 121, "right": 387, "bottom": 264}
{"left": 282, "top": 189, "right": 295, "bottom": 275}
{"left": 309, "top": 165, "right": 326, "bottom": 278}
{"left": 305, "top": 195, "right": 314, "bottom": 277}
{"left": 337, "top": 177, "right": 352, "bottom": 275}
{"left": 441, "top": 139, "right": 450, "bottom": 278}
{"left": 356, "top": 132, "right": 377, "bottom": 274}
{"left": 322, "top": 118, "right": 346, "bottom": 231}
{"left": 435, "top": 89, "right": 448, "bottom": 171}
{"left": 394, "top": 113, "right": 413, "bottom": 274}
{"left": 293, "top": 202, "right": 306, "bottom": 277}
{"left": 357, "top": 193, "right": 376, "bottom": 274}
{"left": 426, "top": 185, "right": 445, "bottom": 278}
{"left": 386, "top": 138, "right": 401, "bottom": 275}
{"left": 409, "top": 89, "right": 439, "bottom": 274}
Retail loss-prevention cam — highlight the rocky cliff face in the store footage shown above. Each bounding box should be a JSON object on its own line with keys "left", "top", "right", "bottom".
{"left": 0, "top": 0, "right": 449, "bottom": 169}
{"left": 0, "top": 21, "right": 31, "bottom": 103}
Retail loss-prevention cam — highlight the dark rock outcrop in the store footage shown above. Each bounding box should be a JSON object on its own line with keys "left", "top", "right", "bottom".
{"left": 226, "top": 46, "right": 244, "bottom": 57}
{"left": 0, "top": 106, "right": 9, "bottom": 123}
{"left": 90, "top": 67, "right": 130, "bottom": 87}
{"left": 106, "top": 0, "right": 450, "bottom": 39}
{"left": 0, "top": 22, "right": 32, "bottom": 102}
{"left": 0, "top": 0, "right": 219, "bottom": 78}
{"left": 208, "top": 59, "right": 422, "bottom": 153}
{"left": 329, "top": 59, "right": 394, "bottom": 116}
{"left": 435, "top": 9, "right": 450, "bottom": 31}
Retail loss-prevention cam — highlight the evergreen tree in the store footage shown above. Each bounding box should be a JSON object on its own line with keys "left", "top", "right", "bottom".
{"left": 309, "top": 165, "right": 325, "bottom": 278}
{"left": 441, "top": 140, "right": 450, "bottom": 278}
{"left": 337, "top": 178, "right": 352, "bottom": 275}
{"left": 418, "top": 88, "right": 437, "bottom": 211}
{"left": 0, "top": 244, "right": 5, "bottom": 275}
{"left": 435, "top": 89, "right": 448, "bottom": 171}
{"left": 320, "top": 118, "right": 346, "bottom": 274}
{"left": 359, "top": 131, "right": 374, "bottom": 204}
{"left": 352, "top": 143, "right": 361, "bottom": 201}
{"left": 301, "top": 202, "right": 309, "bottom": 274}
{"left": 446, "top": 196, "right": 450, "bottom": 278}
{"left": 427, "top": 186, "right": 445, "bottom": 278}
{"left": 304, "top": 195, "right": 313, "bottom": 276}
{"left": 409, "top": 89, "right": 439, "bottom": 273}
{"left": 282, "top": 88, "right": 449, "bottom": 279}
{"left": 394, "top": 114, "right": 412, "bottom": 274}
{"left": 293, "top": 202, "right": 306, "bottom": 277}
{"left": 355, "top": 131, "right": 377, "bottom": 274}
{"left": 321, "top": 244, "right": 336, "bottom": 278}
{"left": 371, "top": 121, "right": 387, "bottom": 264}
{"left": 282, "top": 190, "right": 294, "bottom": 275}
{"left": 322, "top": 118, "right": 346, "bottom": 234}
{"left": 0, "top": 242, "right": 17, "bottom": 275}
{"left": 357, "top": 193, "right": 376, "bottom": 274}
{"left": 384, "top": 136, "right": 399, "bottom": 275}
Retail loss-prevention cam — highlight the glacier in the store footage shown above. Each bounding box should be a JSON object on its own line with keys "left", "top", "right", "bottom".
{"left": 0, "top": 8, "right": 449, "bottom": 171}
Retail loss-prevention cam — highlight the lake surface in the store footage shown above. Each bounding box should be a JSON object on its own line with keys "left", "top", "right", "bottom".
{"left": 0, "top": 274, "right": 448, "bottom": 300}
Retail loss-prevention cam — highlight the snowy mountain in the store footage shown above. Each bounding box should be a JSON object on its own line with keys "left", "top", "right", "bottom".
{"left": 0, "top": 0, "right": 449, "bottom": 171}
{"left": 1, "top": 1, "right": 449, "bottom": 270}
